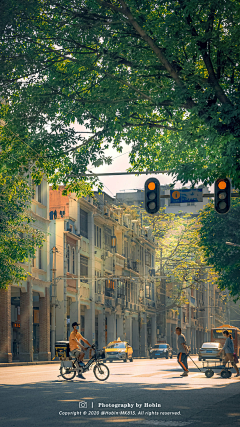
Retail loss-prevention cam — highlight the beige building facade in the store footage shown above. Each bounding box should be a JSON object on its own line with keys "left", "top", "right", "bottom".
{"left": 49, "top": 188, "right": 157, "bottom": 357}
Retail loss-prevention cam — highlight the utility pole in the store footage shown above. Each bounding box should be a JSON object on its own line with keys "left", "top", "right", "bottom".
{"left": 51, "top": 246, "right": 58, "bottom": 359}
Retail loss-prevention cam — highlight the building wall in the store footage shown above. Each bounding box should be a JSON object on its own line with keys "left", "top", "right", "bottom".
{"left": 49, "top": 188, "right": 158, "bottom": 357}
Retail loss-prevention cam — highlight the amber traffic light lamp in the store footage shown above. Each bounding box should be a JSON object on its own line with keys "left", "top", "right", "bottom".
{"left": 214, "top": 178, "right": 231, "bottom": 214}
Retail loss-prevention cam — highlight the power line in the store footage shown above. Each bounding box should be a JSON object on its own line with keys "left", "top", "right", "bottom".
{"left": 71, "top": 170, "right": 171, "bottom": 177}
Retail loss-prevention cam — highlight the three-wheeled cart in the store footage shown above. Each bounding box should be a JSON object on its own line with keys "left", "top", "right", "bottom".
{"left": 202, "top": 360, "right": 233, "bottom": 378}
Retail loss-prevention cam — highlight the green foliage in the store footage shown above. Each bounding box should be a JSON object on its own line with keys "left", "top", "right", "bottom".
{"left": 144, "top": 208, "right": 217, "bottom": 308}
{"left": 1, "top": 0, "right": 240, "bottom": 190}
{"left": 126, "top": 204, "right": 217, "bottom": 308}
{"left": 0, "top": 172, "right": 45, "bottom": 289}
{"left": 199, "top": 199, "right": 240, "bottom": 300}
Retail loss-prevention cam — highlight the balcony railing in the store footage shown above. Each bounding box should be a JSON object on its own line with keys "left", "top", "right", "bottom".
{"left": 105, "top": 296, "right": 116, "bottom": 308}
{"left": 95, "top": 293, "right": 104, "bottom": 304}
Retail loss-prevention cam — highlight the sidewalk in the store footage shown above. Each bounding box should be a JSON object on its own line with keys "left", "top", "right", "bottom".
{"left": 0, "top": 356, "right": 150, "bottom": 368}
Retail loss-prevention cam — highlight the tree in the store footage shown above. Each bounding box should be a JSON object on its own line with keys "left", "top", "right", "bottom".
{"left": 0, "top": 172, "right": 45, "bottom": 289}
{"left": 144, "top": 208, "right": 217, "bottom": 311}
{"left": 199, "top": 198, "right": 240, "bottom": 300}
{"left": 125, "top": 204, "right": 218, "bottom": 310}
{"left": 1, "top": 0, "right": 240, "bottom": 191}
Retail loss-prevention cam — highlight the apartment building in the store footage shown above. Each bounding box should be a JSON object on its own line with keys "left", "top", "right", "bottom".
{"left": 49, "top": 188, "right": 157, "bottom": 357}
{"left": 0, "top": 178, "right": 51, "bottom": 362}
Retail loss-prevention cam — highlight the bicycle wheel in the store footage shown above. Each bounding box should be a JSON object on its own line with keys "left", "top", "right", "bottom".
{"left": 60, "top": 363, "right": 76, "bottom": 380}
{"left": 93, "top": 363, "right": 109, "bottom": 381}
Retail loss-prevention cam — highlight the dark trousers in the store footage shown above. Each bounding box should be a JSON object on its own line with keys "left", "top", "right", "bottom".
{"left": 177, "top": 352, "right": 188, "bottom": 372}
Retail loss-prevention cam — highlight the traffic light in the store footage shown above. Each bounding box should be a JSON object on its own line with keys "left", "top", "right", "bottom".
{"left": 214, "top": 178, "right": 231, "bottom": 214}
{"left": 144, "top": 177, "right": 160, "bottom": 214}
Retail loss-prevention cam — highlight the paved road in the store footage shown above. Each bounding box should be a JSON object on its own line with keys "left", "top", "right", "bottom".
{"left": 0, "top": 357, "right": 239, "bottom": 427}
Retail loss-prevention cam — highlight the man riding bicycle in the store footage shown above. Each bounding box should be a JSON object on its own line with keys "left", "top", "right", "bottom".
{"left": 69, "top": 322, "right": 92, "bottom": 379}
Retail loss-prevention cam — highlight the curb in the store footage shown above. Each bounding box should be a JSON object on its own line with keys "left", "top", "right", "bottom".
{"left": 0, "top": 354, "right": 189, "bottom": 368}
{"left": 0, "top": 360, "right": 60, "bottom": 367}
{"left": 0, "top": 357, "right": 151, "bottom": 367}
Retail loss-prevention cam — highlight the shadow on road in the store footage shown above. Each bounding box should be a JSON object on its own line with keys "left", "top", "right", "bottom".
{"left": 0, "top": 378, "right": 240, "bottom": 427}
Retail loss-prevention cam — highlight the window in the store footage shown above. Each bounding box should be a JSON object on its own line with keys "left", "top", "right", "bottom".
{"left": 39, "top": 248, "right": 42, "bottom": 270}
{"left": 105, "top": 279, "right": 114, "bottom": 297}
{"left": 67, "top": 246, "right": 70, "bottom": 272}
{"left": 95, "top": 270, "right": 101, "bottom": 293}
{"left": 124, "top": 239, "right": 128, "bottom": 258}
{"left": 117, "top": 280, "right": 125, "bottom": 298}
{"left": 152, "top": 254, "right": 154, "bottom": 268}
{"left": 105, "top": 228, "right": 112, "bottom": 250}
{"left": 131, "top": 282, "right": 137, "bottom": 303}
{"left": 80, "top": 209, "right": 88, "bottom": 238}
{"left": 151, "top": 282, "right": 154, "bottom": 300}
{"left": 38, "top": 183, "right": 42, "bottom": 204}
{"left": 145, "top": 283, "right": 151, "bottom": 299}
{"left": 80, "top": 255, "right": 88, "bottom": 282}
{"left": 145, "top": 251, "right": 151, "bottom": 266}
{"left": 94, "top": 225, "right": 102, "bottom": 248}
{"left": 72, "top": 248, "right": 75, "bottom": 274}
{"left": 31, "top": 180, "right": 35, "bottom": 200}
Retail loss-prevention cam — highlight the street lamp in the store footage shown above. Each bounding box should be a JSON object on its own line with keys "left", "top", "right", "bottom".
{"left": 226, "top": 242, "right": 240, "bottom": 248}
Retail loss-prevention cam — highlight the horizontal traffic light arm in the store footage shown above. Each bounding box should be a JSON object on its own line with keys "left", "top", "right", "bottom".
{"left": 159, "top": 193, "right": 239, "bottom": 198}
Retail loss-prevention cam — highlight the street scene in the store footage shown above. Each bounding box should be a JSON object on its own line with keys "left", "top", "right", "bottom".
{"left": 1, "top": 0, "right": 240, "bottom": 426}
{"left": 1, "top": 357, "right": 240, "bottom": 427}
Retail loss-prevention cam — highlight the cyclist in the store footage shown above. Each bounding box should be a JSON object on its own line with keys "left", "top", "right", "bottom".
{"left": 69, "top": 322, "right": 92, "bottom": 379}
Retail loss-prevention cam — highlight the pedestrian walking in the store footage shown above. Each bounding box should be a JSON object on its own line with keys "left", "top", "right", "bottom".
{"left": 176, "top": 327, "right": 189, "bottom": 377}
{"left": 219, "top": 330, "right": 239, "bottom": 377}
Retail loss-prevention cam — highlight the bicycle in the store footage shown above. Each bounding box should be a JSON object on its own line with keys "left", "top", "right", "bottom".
{"left": 59, "top": 344, "right": 109, "bottom": 381}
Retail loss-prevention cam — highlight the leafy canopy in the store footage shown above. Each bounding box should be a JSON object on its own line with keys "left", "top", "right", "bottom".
{"left": 1, "top": 0, "right": 240, "bottom": 191}
{"left": 0, "top": 172, "right": 45, "bottom": 289}
{"left": 199, "top": 199, "right": 240, "bottom": 300}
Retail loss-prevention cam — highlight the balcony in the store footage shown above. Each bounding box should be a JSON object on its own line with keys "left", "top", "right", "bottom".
{"left": 116, "top": 297, "right": 126, "bottom": 306}
{"left": 124, "top": 259, "right": 140, "bottom": 273}
{"left": 95, "top": 294, "right": 104, "bottom": 305}
{"left": 115, "top": 253, "right": 125, "bottom": 268}
{"left": 105, "top": 296, "right": 115, "bottom": 308}
{"left": 132, "top": 261, "right": 139, "bottom": 272}
{"left": 145, "top": 300, "right": 155, "bottom": 309}
{"left": 80, "top": 285, "right": 90, "bottom": 300}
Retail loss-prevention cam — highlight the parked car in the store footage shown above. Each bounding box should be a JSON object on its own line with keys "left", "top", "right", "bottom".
{"left": 104, "top": 338, "right": 133, "bottom": 362}
{"left": 198, "top": 342, "right": 222, "bottom": 361}
{"left": 150, "top": 343, "right": 173, "bottom": 359}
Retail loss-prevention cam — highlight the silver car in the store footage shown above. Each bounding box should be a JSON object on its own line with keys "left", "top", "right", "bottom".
{"left": 198, "top": 342, "right": 222, "bottom": 361}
